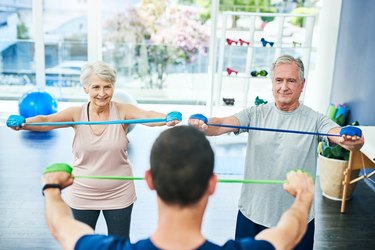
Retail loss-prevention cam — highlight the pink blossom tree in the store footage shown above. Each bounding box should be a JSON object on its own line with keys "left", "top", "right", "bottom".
{"left": 104, "top": 0, "right": 209, "bottom": 89}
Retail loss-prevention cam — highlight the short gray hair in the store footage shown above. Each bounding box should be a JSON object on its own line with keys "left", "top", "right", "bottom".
{"left": 80, "top": 61, "right": 117, "bottom": 87}
{"left": 270, "top": 55, "right": 304, "bottom": 81}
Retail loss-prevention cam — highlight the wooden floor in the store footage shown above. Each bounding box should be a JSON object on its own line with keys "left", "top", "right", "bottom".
{"left": 0, "top": 124, "right": 374, "bottom": 249}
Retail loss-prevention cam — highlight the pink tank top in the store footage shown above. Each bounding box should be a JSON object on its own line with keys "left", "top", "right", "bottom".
{"left": 64, "top": 102, "right": 136, "bottom": 209}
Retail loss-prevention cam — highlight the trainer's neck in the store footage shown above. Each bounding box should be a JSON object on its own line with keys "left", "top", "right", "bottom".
{"left": 150, "top": 199, "right": 206, "bottom": 249}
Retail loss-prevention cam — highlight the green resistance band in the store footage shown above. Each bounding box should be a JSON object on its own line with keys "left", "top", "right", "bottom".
{"left": 73, "top": 175, "right": 286, "bottom": 184}
{"left": 43, "top": 163, "right": 288, "bottom": 184}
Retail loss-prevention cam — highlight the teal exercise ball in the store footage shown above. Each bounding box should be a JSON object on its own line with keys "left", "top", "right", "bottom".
{"left": 18, "top": 90, "right": 58, "bottom": 118}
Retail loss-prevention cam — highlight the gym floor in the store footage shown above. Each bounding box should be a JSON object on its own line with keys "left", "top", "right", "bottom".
{"left": 0, "top": 102, "right": 374, "bottom": 249}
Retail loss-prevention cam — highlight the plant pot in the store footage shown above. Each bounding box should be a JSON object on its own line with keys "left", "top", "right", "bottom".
{"left": 318, "top": 154, "right": 359, "bottom": 201}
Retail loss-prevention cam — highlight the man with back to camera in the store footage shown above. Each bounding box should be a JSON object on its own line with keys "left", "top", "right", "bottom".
{"left": 188, "top": 54, "right": 364, "bottom": 250}
{"left": 42, "top": 125, "right": 315, "bottom": 249}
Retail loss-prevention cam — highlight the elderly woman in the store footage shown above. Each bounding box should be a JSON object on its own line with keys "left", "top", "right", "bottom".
{"left": 7, "top": 61, "right": 181, "bottom": 240}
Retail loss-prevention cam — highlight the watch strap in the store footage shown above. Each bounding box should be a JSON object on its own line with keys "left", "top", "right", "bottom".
{"left": 42, "top": 184, "right": 61, "bottom": 196}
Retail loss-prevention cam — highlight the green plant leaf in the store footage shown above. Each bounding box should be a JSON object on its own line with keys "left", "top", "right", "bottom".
{"left": 319, "top": 143, "right": 349, "bottom": 161}
{"left": 322, "top": 147, "right": 333, "bottom": 158}
{"left": 331, "top": 145, "right": 343, "bottom": 159}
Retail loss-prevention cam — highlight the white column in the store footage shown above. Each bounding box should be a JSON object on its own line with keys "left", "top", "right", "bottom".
{"left": 87, "top": 0, "right": 102, "bottom": 62}
{"left": 304, "top": 0, "right": 342, "bottom": 113}
{"left": 207, "top": 0, "right": 219, "bottom": 116}
{"left": 32, "top": 0, "right": 45, "bottom": 89}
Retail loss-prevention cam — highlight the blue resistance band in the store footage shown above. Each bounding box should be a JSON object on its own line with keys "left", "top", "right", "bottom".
{"left": 189, "top": 114, "right": 362, "bottom": 137}
{"left": 207, "top": 123, "right": 341, "bottom": 137}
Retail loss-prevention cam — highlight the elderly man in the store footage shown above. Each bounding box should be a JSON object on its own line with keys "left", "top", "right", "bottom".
{"left": 188, "top": 54, "right": 364, "bottom": 250}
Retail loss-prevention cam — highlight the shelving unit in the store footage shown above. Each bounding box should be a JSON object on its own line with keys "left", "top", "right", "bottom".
{"left": 215, "top": 11, "right": 316, "bottom": 107}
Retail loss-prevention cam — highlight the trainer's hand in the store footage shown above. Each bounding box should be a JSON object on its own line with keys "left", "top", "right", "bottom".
{"left": 6, "top": 115, "right": 25, "bottom": 130}
{"left": 188, "top": 114, "right": 208, "bottom": 130}
{"left": 42, "top": 163, "right": 74, "bottom": 189}
{"left": 166, "top": 111, "right": 182, "bottom": 126}
{"left": 283, "top": 170, "right": 314, "bottom": 199}
{"left": 339, "top": 126, "right": 364, "bottom": 151}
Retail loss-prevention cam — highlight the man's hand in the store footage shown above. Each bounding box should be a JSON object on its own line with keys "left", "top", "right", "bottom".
{"left": 328, "top": 126, "right": 365, "bottom": 152}
{"left": 188, "top": 114, "right": 209, "bottom": 130}
{"left": 41, "top": 163, "right": 93, "bottom": 250}
{"left": 166, "top": 111, "right": 182, "bottom": 127}
{"left": 42, "top": 163, "right": 74, "bottom": 190}
{"left": 6, "top": 115, "right": 25, "bottom": 130}
{"left": 339, "top": 126, "right": 364, "bottom": 151}
{"left": 256, "top": 170, "right": 315, "bottom": 250}
{"left": 283, "top": 170, "right": 314, "bottom": 200}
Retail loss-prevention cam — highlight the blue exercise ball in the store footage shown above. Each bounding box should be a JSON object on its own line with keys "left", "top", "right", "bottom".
{"left": 18, "top": 90, "right": 58, "bottom": 118}
{"left": 112, "top": 90, "right": 138, "bottom": 133}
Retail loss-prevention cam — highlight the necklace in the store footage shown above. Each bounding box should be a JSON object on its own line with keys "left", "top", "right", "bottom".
{"left": 87, "top": 102, "right": 91, "bottom": 121}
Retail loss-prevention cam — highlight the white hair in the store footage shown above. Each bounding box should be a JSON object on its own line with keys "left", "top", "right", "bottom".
{"left": 270, "top": 54, "right": 305, "bottom": 81}
{"left": 80, "top": 61, "right": 117, "bottom": 87}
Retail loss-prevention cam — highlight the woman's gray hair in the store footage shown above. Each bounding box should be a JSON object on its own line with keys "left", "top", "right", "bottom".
{"left": 80, "top": 61, "right": 117, "bottom": 87}
{"left": 270, "top": 55, "right": 305, "bottom": 81}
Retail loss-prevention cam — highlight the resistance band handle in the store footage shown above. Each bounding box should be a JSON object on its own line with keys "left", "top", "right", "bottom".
{"left": 340, "top": 126, "right": 362, "bottom": 137}
{"left": 166, "top": 111, "right": 182, "bottom": 122}
{"left": 6, "top": 115, "right": 26, "bottom": 127}
{"left": 189, "top": 114, "right": 208, "bottom": 123}
{"left": 43, "top": 163, "right": 73, "bottom": 175}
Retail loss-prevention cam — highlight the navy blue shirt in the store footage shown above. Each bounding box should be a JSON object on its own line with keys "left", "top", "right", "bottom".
{"left": 75, "top": 235, "right": 275, "bottom": 249}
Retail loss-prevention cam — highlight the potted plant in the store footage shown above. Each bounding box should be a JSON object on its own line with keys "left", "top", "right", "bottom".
{"left": 317, "top": 141, "right": 359, "bottom": 201}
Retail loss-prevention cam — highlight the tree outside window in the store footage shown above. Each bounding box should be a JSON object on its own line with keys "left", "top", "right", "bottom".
{"left": 103, "top": 0, "right": 209, "bottom": 89}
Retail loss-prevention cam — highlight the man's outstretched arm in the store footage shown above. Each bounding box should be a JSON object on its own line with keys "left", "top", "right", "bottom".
{"left": 255, "top": 171, "right": 314, "bottom": 250}
{"left": 43, "top": 172, "right": 94, "bottom": 250}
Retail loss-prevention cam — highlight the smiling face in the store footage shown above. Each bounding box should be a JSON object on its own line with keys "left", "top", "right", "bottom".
{"left": 84, "top": 74, "right": 114, "bottom": 107}
{"left": 272, "top": 62, "right": 305, "bottom": 111}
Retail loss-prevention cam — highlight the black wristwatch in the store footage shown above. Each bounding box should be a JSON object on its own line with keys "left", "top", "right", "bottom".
{"left": 42, "top": 184, "right": 61, "bottom": 196}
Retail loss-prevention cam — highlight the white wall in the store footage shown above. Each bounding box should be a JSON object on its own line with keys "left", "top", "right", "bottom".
{"left": 304, "top": 0, "right": 342, "bottom": 114}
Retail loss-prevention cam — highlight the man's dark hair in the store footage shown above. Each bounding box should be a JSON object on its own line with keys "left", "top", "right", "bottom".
{"left": 150, "top": 126, "right": 215, "bottom": 206}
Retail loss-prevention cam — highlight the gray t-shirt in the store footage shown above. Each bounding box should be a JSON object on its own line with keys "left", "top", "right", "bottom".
{"left": 234, "top": 102, "right": 338, "bottom": 227}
